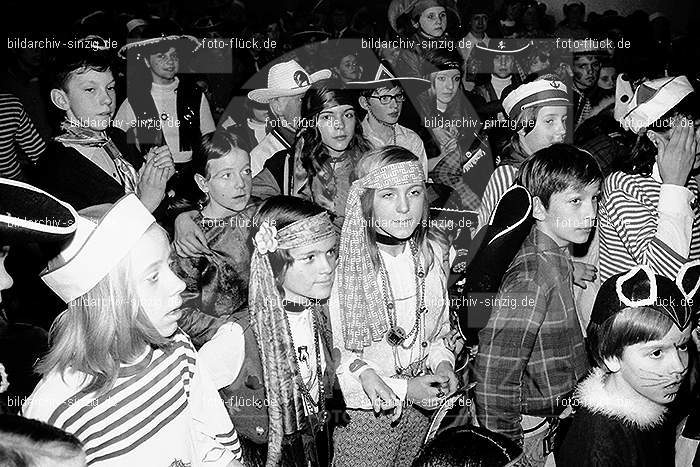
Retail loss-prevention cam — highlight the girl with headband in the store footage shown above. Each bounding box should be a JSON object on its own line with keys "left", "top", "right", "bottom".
{"left": 247, "top": 196, "right": 340, "bottom": 467}
{"left": 23, "top": 194, "right": 242, "bottom": 466}
{"left": 330, "top": 145, "right": 457, "bottom": 465}
{"left": 556, "top": 263, "right": 700, "bottom": 466}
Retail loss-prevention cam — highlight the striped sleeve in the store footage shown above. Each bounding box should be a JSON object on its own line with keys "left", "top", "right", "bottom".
{"left": 476, "top": 165, "right": 517, "bottom": 232}
{"left": 599, "top": 172, "right": 696, "bottom": 281}
{"left": 15, "top": 102, "right": 46, "bottom": 162}
{"left": 0, "top": 93, "right": 45, "bottom": 179}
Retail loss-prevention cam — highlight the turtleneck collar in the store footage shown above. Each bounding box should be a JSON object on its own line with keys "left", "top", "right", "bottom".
{"left": 151, "top": 77, "right": 179, "bottom": 94}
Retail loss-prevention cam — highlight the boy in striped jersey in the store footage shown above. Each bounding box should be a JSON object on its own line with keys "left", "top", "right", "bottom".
{"left": 599, "top": 75, "right": 700, "bottom": 283}
{"left": 475, "top": 144, "right": 602, "bottom": 466}
{"left": 23, "top": 194, "right": 243, "bottom": 466}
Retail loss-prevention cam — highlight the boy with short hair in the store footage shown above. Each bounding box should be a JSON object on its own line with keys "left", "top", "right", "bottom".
{"left": 474, "top": 143, "right": 602, "bottom": 466}
{"left": 35, "top": 42, "right": 174, "bottom": 213}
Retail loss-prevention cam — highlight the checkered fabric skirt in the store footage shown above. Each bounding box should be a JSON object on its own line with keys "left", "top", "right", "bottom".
{"left": 333, "top": 406, "right": 431, "bottom": 467}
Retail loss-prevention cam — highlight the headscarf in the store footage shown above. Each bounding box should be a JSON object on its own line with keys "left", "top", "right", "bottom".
{"left": 336, "top": 159, "right": 425, "bottom": 352}
{"left": 248, "top": 211, "right": 335, "bottom": 467}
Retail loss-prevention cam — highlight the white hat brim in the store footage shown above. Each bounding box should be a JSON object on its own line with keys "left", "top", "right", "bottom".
{"left": 117, "top": 35, "right": 201, "bottom": 59}
{"left": 247, "top": 69, "right": 332, "bottom": 104}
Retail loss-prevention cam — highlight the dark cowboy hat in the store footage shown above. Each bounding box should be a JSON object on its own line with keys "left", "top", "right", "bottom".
{"left": 0, "top": 178, "right": 78, "bottom": 245}
{"left": 117, "top": 20, "right": 201, "bottom": 60}
{"left": 456, "top": 184, "right": 534, "bottom": 343}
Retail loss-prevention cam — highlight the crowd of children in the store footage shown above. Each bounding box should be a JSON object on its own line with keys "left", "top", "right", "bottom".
{"left": 2, "top": 0, "right": 700, "bottom": 466}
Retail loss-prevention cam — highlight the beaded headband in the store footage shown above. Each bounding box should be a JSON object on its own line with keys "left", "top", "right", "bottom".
{"left": 277, "top": 212, "right": 335, "bottom": 250}
{"left": 337, "top": 159, "right": 426, "bottom": 352}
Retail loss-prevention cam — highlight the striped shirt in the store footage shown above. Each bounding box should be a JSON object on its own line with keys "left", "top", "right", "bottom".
{"left": 0, "top": 93, "right": 45, "bottom": 179}
{"left": 23, "top": 332, "right": 241, "bottom": 466}
{"left": 477, "top": 165, "right": 518, "bottom": 231}
{"left": 599, "top": 170, "right": 700, "bottom": 282}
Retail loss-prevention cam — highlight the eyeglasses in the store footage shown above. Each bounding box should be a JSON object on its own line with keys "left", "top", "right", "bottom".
{"left": 369, "top": 93, "right": 406, "bottom": 105}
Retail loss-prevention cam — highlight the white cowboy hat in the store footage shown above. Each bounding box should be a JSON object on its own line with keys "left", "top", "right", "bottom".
{"left": 247, "top": 60, "right": 332, "bottom": 104}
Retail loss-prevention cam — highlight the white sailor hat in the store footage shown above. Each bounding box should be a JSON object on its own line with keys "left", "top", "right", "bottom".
{"left": 614, "top": 74, "right": 694, "bottom": 134}
{"left": 502, "top": 79, "right": 571, "bottom": 121}
{"left": 41, "top": 194, "right": 155, "bottom": 303}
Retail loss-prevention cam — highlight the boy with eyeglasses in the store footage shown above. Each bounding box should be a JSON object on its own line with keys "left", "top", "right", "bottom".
{"left": 349, "top": 62, "right": 429, "bottom": 177}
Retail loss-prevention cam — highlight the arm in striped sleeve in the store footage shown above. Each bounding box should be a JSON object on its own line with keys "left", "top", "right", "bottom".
{"left": 606, "top": 186, "right": 693, "bottom": 277}
{"left": 476, "top": 166, "right": 516, "bottom": 233}
{"left": 15, "top": 104, "right": 45, "bottom": 163}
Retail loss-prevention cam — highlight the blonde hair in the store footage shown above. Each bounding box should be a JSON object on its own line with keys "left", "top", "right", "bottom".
{"left": 354, "top": 146, "right": 435, "bottom": 273}
{"left": 37, "top": 225, "right": 170, "bottom": 396}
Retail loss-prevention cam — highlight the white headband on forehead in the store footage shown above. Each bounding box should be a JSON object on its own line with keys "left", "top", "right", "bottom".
{"left": 42, "top": 194, "right": 155, "bottom": 303}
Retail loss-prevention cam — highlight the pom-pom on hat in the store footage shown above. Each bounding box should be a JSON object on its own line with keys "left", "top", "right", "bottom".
{"left": 614, "top": 74, "right": 694, "bottom": 134}
{"left": 0, "top": 178, "right": 78, "bottom": 245}
{"left": 590, "top": 263, "right": 700, "bottom": 331}
{"left": 41, "top": 194, "right": 155, "bottom": 303}
{"left": 502, "top": 79, "right": 571, "bottom": 121}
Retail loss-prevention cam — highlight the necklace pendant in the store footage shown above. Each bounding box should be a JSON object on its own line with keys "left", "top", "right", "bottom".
{"left": 386, "top": 325, "right": 407, "bottom": 346}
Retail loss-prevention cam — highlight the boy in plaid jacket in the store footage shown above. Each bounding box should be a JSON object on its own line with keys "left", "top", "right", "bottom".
{"left": 474, "top": 144, "right": 602, "bottom": 466}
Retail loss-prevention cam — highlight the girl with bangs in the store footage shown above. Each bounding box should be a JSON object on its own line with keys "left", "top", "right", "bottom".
{"left": 329, "top": 146, "right": 458, "bottom": 465}
{"left": 22, "top": 195, "right": 242, "bottom": 466}
{"left": 556, "top": 263, "right": 700, "bottom": 466}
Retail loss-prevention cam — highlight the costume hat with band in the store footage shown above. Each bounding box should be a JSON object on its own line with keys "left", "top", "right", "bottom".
{"left": 249, "top": 211, "right": 336, "bottom": 467}
{"left": 590, "top": 263, "right": 700, "bottom": 330}
{"left": 247, "top": 60, "right": 332, "bottom": 104}
{"left": 469, "top": 38, "right": 531, "bottom": 75}
{"left": 614, "top": 74, "right": 694, "bottom": 134}
{"left": 41, "top": 194, "right": 155, "bottom": 304}
{"left": 346, "top": 59, "right": 430, "bottom": 89}
{"left": 336, "top": 159, "right": 425, "bottom": 352}
{"left": 0, "top": 178, "right": 78, "bottom": 245}
{"left": 502, "top": 79, "right": 571, "bottom": 121}
{"left": 117, "top": 21, "right": 201, "bottom": 60}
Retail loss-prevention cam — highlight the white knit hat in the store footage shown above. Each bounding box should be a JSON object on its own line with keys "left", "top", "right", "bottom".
{"left": 42, "top": 194, "right": 155, "bottom": 303}
{"left": 247, "top": 60, "right": 332, "bottom": 104}
{"left": 614, "top": 75, "right": 694, "bottom": 134}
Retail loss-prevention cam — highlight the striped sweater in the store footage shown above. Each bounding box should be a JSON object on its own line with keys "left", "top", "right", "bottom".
{"left": 23, "top": 332, "right": 241, "bottom": 466}
{"left": 599, "top": 170, "right": 700, "bottom": 282}
{"left": 0, "top": 93, "right": 45, "bottom": 179}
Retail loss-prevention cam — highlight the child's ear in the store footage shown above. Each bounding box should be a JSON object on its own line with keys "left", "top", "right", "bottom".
{"left": 603, "top": 356, "right": 621, "bottom": 373}
{"left": 531, "top": 196, "right": 547, "bottom": 221}
{"left": 194, "top": 174, "right": 208, "bottom": 194}
{"left": 143, "top": 58, "right": 151, "bottom": 69}
{"left": 358, "top": 96, "right": 369, "bottom": 111}
{"left": 50, "top": 88, "right": 70, "bottom": 112}
{"left": 645, "top": 129, "right": 664, "bottom": 149}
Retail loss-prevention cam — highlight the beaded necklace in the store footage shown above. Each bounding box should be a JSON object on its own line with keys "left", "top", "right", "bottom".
{"left": 281, "top": 300, "right": 328, "bottom": 429}
{"left": 376, "top": 239, "right": 428, "bottom": 375}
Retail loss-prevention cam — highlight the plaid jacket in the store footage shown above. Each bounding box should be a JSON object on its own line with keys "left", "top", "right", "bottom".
{"left": 474, "top": 226, "right": 590, "bottom": 443}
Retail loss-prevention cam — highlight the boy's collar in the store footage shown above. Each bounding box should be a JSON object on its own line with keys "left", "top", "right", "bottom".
{"left": 533, "top": 225, "right": 571, "bottom": 253}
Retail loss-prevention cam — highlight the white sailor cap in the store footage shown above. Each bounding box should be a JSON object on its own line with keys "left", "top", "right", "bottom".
{"left": 614, "top": 74, "right": 694, "bottom": 134}
{"left": 502, "top": 79, "right": 571, "bottom": 121}
{"left": 42, "top": 194, "right": 155, "bottom": 303}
